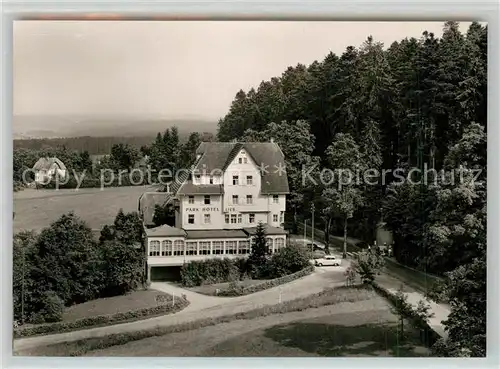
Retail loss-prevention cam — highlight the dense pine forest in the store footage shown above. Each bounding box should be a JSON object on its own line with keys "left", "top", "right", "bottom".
{"left": 217, "top": 21, "right": 487, "bottom": 356}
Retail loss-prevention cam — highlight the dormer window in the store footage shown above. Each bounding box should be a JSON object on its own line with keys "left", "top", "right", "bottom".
{"left": 238, "top": 158, "right": 243, "bottom": 164}
{"left": 194, "top": 174, "right": 201, "bottom": 184}
{"left": 209, "top": 176, "right": 214, "bottom": 184}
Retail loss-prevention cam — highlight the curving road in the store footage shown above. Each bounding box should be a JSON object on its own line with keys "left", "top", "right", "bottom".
{"left": 14, "top": 264, "right": 350, "bottom": 353}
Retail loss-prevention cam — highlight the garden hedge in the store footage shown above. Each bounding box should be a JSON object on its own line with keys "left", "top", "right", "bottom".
{"left": 370, "top": 281, "right": 441, "bottom": 346}
{"left": 14, "top": 294, "right": 189, "bottom": 338}
{"left": 217, "top": 265, "right": 315, "bottom": 296}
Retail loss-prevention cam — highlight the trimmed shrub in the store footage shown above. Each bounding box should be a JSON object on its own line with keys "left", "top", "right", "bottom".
{"left": 180, "top": 258, "right": 243, "bottom": 287}
{"left": 39, "top": 291, "right": 65, "bottom": 323}
{"left": 218, "top": 265, "right": 314, "bottom": 296}
{"left": 264, "top": 243, "right": 311, "bottom": 279}
{"left": 14, "top": 294, "right": 189, "bottom": 338}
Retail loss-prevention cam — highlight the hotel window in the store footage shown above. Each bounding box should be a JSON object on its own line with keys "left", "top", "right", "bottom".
{"left": 266, "top": 237, "right": 274, "bottom": 254}
{"left": 275, "top": 238, "right": 285, "bottom": 252}
{"left": 273, "top": 214, "right": 278, "bottom": 222}
{"left": 161, "top": 240, "right": 172, "bottom": 256}
{"left": 188, "top": 214, "right": 195, "bottom": 224}
{"left": 230, "top": 214, "right": 237, "bottom": 224}
{"left": 237, "top": 214, "right": 242, "bottom": 223}
{"left": 244, "top": 157, "right": 248, "bottom": 164}
{"left": 194, "top": 174, "right": 201, "bottom": 184}
{"left": 246, "top": 195, "right": 253, "bottom": 204}
{"left": 238, "top": 157, "right": 243, "bottom": 164}
{"left": 173, "top": 240, "right": 184, "bottom": 256}
{"left": 226, "top": 241, "right": 237, "bottom": 255}
{"left": 238, "top": 240, "right": 250, "bottom": 255}
{"left": 204, "top": 214, "right": 211, "bottom": 224}
{"left": 232, "top": 175, "right": 239, "bottom": 185}
{"left": 232, "top": 195, "right": 238, "bottom": 205}
{"left": 186, "top": 242, "right": 197, "bottom": 256}
{"left": 280, "top": 211, "right": 284, "bottom": 224}
{"left": 204, "top": 195, "right": 211, "bottom": 205}
{"left": 199, "top": 241, "right": 211, "bottom": 255}
{"left": 149, "top": 240, "right": 160, "bottom": 256}
{"left": 209, "top": 176, "right": 214, "bottom": 184}
{"left": 249, "top": 213, "right": 255, "bottom": 224}
{"left": 225, "top": 214, "right": 230, "bottom": 224}
{"left": 273, "top": 195, "right": 279, "bottom": 204}
{"left": 213, "top": 241, "right": 223, "bottom": 255}
{"left": 246, "top": 175, "right": 253, "bottom": 185}
{"left": 188, "top": 196, "right": 194, "bottom": 204}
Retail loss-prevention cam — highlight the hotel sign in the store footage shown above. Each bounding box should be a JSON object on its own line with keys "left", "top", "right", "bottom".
{"left": 185, "top": 207, "right": 220, "bottom": 212}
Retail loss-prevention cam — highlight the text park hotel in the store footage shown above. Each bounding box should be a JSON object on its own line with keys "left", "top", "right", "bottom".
{"left": 139, "top": 141, "right": 289, "bottom": 278}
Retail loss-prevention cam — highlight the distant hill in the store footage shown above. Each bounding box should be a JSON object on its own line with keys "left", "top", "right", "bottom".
{"left": 13, "top": 115, "right": 218, "bottom": 139}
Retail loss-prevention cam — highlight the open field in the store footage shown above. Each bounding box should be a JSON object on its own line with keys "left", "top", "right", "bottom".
{"left": 62, "top": 289, "right": 167, "bottom": 322}
{"left": 85, "top": 293, "right": 430, "bottom": 357}
{"left": 13, "top": 186, "right": 155, "bottom": 233}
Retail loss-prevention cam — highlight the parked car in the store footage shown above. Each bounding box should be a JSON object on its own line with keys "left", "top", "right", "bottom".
{"left": 306, "top": 242, "right": 326, "bottom": 251}
{"left": 315, "top": 255, "right": 341, "bottom": 267}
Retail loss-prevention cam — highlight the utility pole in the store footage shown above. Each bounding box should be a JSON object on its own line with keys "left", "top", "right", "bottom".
{"left": 21, "top": 245, "right": 25, "bottom": 324}
{"left": 303, "top": 219, "right": 307, "bottom": 248}
{"left": 311, "top": 203, "right": 315, "bottom": 258}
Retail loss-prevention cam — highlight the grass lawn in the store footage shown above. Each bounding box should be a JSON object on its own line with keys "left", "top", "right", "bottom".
{"left": 62, "top": 289, "right": 170, "bottom": 321}
{"left": 13, "top": 185, "right": 155, "bottom": 233}
{"left": 85, "top": 292, "right": 431, "bottom": 357}
{"left": 187, "top": 279, "right": 269, "bottom": 296}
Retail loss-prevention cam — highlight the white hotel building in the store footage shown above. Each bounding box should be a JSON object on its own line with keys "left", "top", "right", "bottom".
{"left": 138, "top": 141, "right": 289, "bottom": 280}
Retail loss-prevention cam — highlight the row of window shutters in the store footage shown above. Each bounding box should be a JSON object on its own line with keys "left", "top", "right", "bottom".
{"left": 149, "top": 238, "right": 286, "bottom": 257}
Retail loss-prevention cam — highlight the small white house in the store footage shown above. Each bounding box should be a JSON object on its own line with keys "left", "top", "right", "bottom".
{"left": 32, "top": 157, "right": 67, "bottom": 184}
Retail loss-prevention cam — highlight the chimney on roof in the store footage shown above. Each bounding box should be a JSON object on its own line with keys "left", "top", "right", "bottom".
{"left": 270, "top": 137, "right": 274, "bottom": 143}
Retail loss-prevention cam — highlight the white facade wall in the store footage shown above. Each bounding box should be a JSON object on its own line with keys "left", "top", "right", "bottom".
{"left": 180, "top": 194, "right": 224, "bottom": 230}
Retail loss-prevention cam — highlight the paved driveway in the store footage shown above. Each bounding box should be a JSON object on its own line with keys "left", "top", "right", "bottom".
{"left": 14, "top": 263, "right": 351, "bottom": 353}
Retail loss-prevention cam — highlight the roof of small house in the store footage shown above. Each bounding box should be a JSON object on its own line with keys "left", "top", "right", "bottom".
{"left": 145, "top": 224, "right": 187, "bottom": 237}
{"left": 177, "top": 183, "right": 224, "bottom": 195}
{"left": 185, "top": 229, "right": 249, "bottom": 240}
{"left": 243, "top": 225, "right": 288, "bottom": 236}
{"left": 32, "top": 157, "right": 67, "bottom": 171}
{"left": 179, "top": 142, "right": 289, "bottom": 195}
{"left": 138, "top": 191, "right": 173, "bottom": 226}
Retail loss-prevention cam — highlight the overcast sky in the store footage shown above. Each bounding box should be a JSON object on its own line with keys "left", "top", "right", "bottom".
{"left": 14, "top": 21, "right": 473, "bottom": 120}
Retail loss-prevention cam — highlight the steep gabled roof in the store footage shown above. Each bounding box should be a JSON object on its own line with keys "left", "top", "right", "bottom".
{"left": 189, "top": 142, "right": 289, "bottom": 195}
